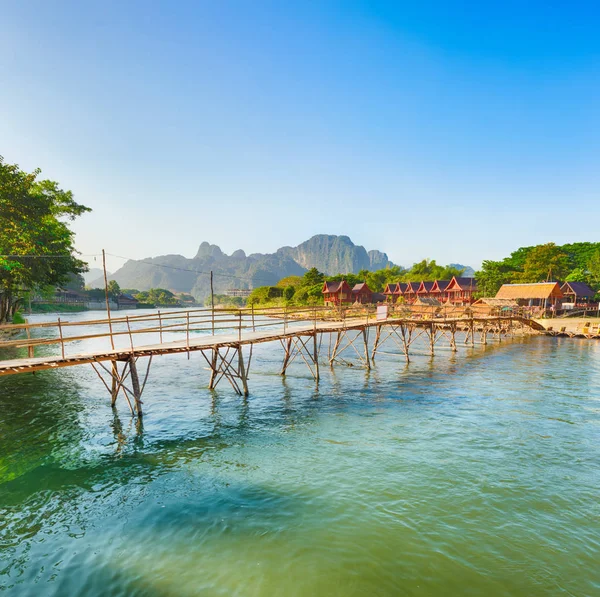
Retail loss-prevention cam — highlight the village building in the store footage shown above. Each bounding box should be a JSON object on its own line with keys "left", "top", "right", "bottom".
{"left": 117, "top": 293, "right": 140, "bottom": 309}
{"left": 383, "top": 283, "right": 400, "bottom": 303}
{"left": 560, "top": 281, "right": 596, "bottom": 307}
{"left": 471, "top": 297, "right": 519, "bottom": 316}
{"left": 352, "top": 282, "right": 373, "bottom": 304}
{"left": 444, "top": 277, "right": 478, "bottom": 305}
{"left": 495, "top": 282, "right": 563, "bottom": 308}
{"left": 403, "top": 281, "right": 420, "bottom": 304}
{"left": 430, "top": 280, "right": 450, "bottom": 302}
{"left": 322, "top": 280, "right": 352, "bottom": 306}
{"left": 416, "top": 281, "right": 435, "bottom": 298}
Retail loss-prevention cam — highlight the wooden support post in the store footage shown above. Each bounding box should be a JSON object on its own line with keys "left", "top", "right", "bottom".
{"left": 400, "top": 324, "right": 411, "bottom": 363}
{"left": 26, "top": 327, "right": 34, "bottom": 358}
{"left": 429, "top": 323, "right": 435, "bottom": 356}
{"left": 209, "top": 348, "right": 218, "bottom": 389}
{"left": 58, "top": 317, "right": 65, "bottom": 359}
{"left": 111, "top": 361, "right": 119, "bottom": 406}
{"left": 450, "top": 324, "right": 458, "bottom": 352}
{"left": 237, "top": 345, "right": 249, "bottom": 397}
{"left": 102, "top": 249, "right": 115, "bottom": 351}
{"left": 363, "top": 328, "right": 371, "bottom": 370}
{"left": 313, "top": 332, "right": 320, "bottom": 382}
{"left": 129, "top": 356, "right": 143, "bottom": 417}
{"left": 281, "top": 338, "right": 292, "bottom": 375}
{"left": 158, "top": 310, "right": 163, "bottom": 343}
{"left": 470, "top": 319, "right": 475, "bottom": 347}
{"left": 329, "top": 332, "right": 342, "bottom": 367}
{"left": 371, "top": 325, "right": 382, "bottom": 362}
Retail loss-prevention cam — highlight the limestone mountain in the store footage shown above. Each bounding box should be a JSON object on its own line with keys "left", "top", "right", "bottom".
{"left": 91, "top": 235, "right": 395, "bottom": 301}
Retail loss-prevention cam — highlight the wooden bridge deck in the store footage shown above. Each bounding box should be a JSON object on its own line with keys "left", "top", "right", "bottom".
{"left": 0, "top": 313, "right": 538, "bottom": 377}
{"left": 0, "top": 305, "right": 542, "bottom": 416}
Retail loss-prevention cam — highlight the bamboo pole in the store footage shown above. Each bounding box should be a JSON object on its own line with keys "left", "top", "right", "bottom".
{"left": 210, "top": 271, "right": 215, "bottom": 335}
{"left": 129, "top": 356, "right": 143, "bottom": 417}
{"left": 58, "top": 317, "right": 65, "bottom": 359}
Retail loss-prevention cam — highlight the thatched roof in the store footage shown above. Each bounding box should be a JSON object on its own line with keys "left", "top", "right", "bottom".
{"left": 495, "top": 282, "right": 563, "bottom": 300}
{"left": 473, "top": 298, "right": 519, "bottom": 307}
{"left": 413, "top": 297, "right": 442, "bottom": 306}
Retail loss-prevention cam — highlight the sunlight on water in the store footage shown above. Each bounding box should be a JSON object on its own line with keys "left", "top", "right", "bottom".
{"left": 1, "top": 311, "right": 599, "bottom": 596}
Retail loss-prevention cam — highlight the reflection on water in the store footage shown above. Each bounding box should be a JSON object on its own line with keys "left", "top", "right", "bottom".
{"left": 1, "top": 311, "right": 600, "bottom": 596}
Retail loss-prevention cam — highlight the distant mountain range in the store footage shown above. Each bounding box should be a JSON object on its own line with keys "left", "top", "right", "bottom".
{"left": 83, "top": 268, "right": 108, "bottom": 286}
{"left": 90, "top": 234, "right": 472, "bottom": 301}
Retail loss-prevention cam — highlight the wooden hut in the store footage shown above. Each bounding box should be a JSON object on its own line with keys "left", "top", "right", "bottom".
{"left": 117, "top": 293, "right": 139, "bottom": 309}
{"left": 403, "top": 281, "right": 420, "bottom": 304}
{"left": 352, "top": 282, "right": 373, "bottom": 305}
{"left": 495, "top": 282, "right": 563, "bottom": 308}
{"left": 411, "top": 296, "right": 442, "bottom": 317}
{"left": 560, "top": 282, "right": 596, "bottom": 306}
{"left": 430, "top": 280, "right": 450, "bottom": 302}
{"left": 471, "top": 297, "right": 519, "bottom": 316}
{"left": 416, "top": 281, "right": 435, "bottom": 298}
{"left": 383, "top": 283, "right": 400, "bottom": 303}
{"left": 322, "top": 280, "right": 352, "bottom": 306}
{"left": 445, "top": 277, "right": 478, "bottom": 305}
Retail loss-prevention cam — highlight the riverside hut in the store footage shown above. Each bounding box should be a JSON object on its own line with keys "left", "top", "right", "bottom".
{"left": 472, "top": 297, "right": 519, "bottom": 316}
{"left": 416, "top": 281, "right": 435, "bottom": 298}
{"left": 322, "top": 280, "right": 352, "bottom": 306}
{"left": 403, "top": 282, "right": 420, "bottom": 304}
{"left": 352, "top": 282, "right": 373, "bottom": 305}
{"left": 445, "top": 277, "right": 478, "bottom": 305}
{"left": 383, "top": 283, "right": 400, "bottom": 303}
{"left": 430, "top": 280, "right": 450, "bottom": 302}
{"left": 495, "top": 282, "right": 563, "bottom": 308}
{"left": 560, "top": 282, "right": 596, "bottom": 307}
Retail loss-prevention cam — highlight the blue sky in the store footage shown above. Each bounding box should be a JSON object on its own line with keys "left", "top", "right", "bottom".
{"left": 1, "top": 1, "right": 599, "bottom": 272}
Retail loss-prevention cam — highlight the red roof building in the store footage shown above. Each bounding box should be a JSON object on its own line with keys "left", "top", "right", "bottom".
{"left": 430, "top": 280, "right": 450, "bottom": 302}
{"left": 444, "top": 277, "right": 478, "bottom": 305}
{"left": 416, "top": 281, "right": 435, "bottom": 298}
{"left": 352, "top": 282, "right": 373, "bottom": 304}
{"left": 403, "top": 281, "right": 420, "bottom": 304}
{"left": 322, "top": 280, "right": 352, "bottom": 306}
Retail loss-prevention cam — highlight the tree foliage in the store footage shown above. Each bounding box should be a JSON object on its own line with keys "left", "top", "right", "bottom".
{"left": 0, "top": 156, "right": 90, "bottom": 322}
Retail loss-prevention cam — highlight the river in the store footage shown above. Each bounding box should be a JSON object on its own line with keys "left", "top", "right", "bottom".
{"left": 1, "top": 311, "right": 599, "bottom": 596}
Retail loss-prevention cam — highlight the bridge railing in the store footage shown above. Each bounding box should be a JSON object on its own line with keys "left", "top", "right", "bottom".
{"left": 0, "top": 305, "right": 335, "bottom": 360}
{"left": 0, "top": 303, "right": 529, "bottom": 362}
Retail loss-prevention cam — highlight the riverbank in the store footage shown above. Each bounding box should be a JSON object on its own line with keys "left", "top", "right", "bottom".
{"left": 534, "top": 316, "right": 600, "bottom": 338}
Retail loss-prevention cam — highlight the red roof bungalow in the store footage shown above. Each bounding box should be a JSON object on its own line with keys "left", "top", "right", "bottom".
{"left": 445, "top": 277, "right": 478, "bottom": 305}
{"left": 383, "top": 283, "right": 400, "bottom": 303}
{"left": 403, "top": 281, "right": 420, "bottom": 304}
{"left": 322, "top": 280, "right": 352, "bottom": 306}
{"left": 416, "top": 281, "right": 435, "bottom": 298}
{"left": 352, "top": 282, "right": 373, "bottom": 304}
{"left": 430, "top": 280, "right": 450, "bottom": 302}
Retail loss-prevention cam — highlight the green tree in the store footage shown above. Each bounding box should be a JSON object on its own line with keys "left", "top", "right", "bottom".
{"left": 513, "top": 243, "right": 570, "bottom": 283}
{"left": 107, "top": 280, "right": 121, "bottom": 298}
{"left": 0, "top": 156, "right": 90, "bottom": 322}
{"left": 587, "top": 250, "right": 600, "bottom": 288}
{"left": 475, "top": 260, "right": 514, "bottom": 297}
{"left": 283, "top": 285, "right": 295, "bottom": 301}
{"left": 565, "top": 268, "right": 588, "bottom": 283}
{"left": 303, "top": 267, "right": 325, "bottom": 286}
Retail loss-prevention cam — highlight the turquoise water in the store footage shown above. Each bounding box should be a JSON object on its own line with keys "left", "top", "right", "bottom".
{"left": 1, "top": 312, "right": 599, "bottom": 596}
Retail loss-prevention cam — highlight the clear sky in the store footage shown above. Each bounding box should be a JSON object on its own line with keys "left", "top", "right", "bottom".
{"left": 1, "top": 1, "right": 599, "bottom": 272}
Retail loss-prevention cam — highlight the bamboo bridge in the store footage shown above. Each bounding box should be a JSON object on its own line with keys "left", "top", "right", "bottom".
{"left": 0, "top": 305, "right": 544, "bottom": 417}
